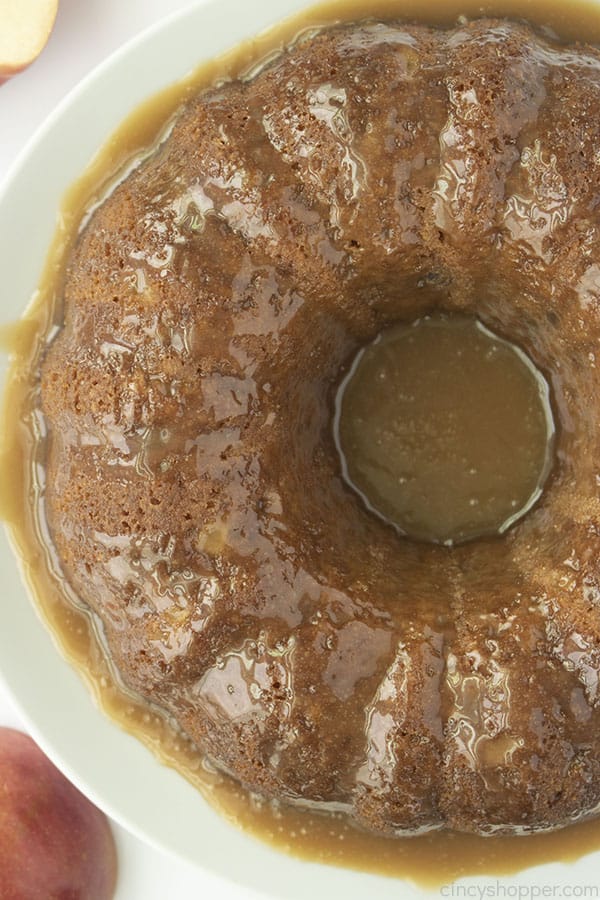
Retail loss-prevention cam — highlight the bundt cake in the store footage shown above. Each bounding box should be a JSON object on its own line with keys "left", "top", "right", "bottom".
{"left": 41, "top": 17, "right": 600, "bottom": 836}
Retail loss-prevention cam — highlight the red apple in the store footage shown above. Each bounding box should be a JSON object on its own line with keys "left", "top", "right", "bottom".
{"left": 0, "top": 727, "right": 117, "bottom": 899}
{"left": 0, "top": 0, "right": 59, "bottom": 84}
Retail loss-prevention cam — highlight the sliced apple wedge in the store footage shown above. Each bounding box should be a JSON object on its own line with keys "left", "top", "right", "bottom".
{"left": 0, "top": 0, "right": 59, "bottom": 83}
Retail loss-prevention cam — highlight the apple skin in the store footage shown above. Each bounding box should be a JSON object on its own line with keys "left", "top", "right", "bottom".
{"left": 0, "top": 0, "right": 59, "bottom": 85}
{"left": 0, "top": 727, "right": 117, "bottom": 900}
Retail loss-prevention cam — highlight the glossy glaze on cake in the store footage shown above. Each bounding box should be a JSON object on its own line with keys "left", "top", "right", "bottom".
{"left": 41, "top": 18, "right": 600, "bottom": 835}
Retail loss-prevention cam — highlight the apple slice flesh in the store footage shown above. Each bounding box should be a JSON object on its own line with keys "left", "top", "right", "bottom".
{"left": 0, "top": 0, "right": 58, "bottom": 81}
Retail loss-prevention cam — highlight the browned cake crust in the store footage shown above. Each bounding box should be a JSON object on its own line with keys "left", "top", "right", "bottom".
{"left": 41, "top": 18, "right": 600, "bottom": 835}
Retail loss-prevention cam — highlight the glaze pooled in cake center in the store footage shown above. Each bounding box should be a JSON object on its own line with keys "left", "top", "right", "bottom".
{"left": 336, "top": 313, "right": 556, "bottom": 545}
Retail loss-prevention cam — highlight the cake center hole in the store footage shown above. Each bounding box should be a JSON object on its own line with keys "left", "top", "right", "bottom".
{"left": 335, "top": 313, "right": 556, "bottom": 546}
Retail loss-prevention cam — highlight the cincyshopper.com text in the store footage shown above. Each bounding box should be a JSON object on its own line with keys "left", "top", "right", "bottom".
{"left": 440, "top": 883, "right": 599, "bottom": 899}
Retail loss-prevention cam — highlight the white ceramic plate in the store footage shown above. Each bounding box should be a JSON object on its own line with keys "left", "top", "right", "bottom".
{"left": 1, "top": 1, "right": 600, "bottom": 897}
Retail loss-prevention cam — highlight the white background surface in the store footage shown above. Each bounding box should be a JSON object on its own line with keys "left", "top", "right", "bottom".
{"left": 0, "top": 2, "right": 258, "bottom": 896}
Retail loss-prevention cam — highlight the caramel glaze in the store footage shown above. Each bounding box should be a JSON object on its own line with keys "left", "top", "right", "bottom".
{"left": 4, "top": 0, "right": 600, "bottom": 886}
{"left": 336, "top": 314, "right": 556, "bottom": 544}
